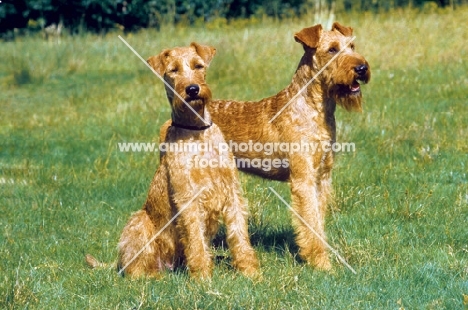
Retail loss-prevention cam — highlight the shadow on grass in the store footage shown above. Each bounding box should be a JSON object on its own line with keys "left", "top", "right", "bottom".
{"left": 213, "top": 225, "right": 299, "bottom": 258}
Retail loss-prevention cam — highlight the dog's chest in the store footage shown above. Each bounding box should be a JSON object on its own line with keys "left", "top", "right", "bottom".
{"left": 287, "top": 95, "right": 332, "bottom": 142}
{"left": 165, "top": 129, "right": 237, "bottom": 191}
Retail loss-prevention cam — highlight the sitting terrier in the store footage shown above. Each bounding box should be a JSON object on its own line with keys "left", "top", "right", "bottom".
{"left": 109, "top": 42, "right": 259, "bottom": 279}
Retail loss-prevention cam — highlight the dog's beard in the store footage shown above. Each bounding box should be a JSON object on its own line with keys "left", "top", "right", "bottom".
{"left": 330, "top": 71, "right": 369, "bottom": 112}
{"left": 186, "top": 98, "right": 205, "bottom": 109}
{"left": 171, "top": 97, "right": 209, "bottom": 117}
{"left": 331, "top": 84, "right": 363, "bottom": 111}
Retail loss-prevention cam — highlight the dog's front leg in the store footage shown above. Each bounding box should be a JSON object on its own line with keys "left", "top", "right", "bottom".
{"left": 223, "top": 186, "right": 259, "bottom": 277}
{"left": 173, "top": 195, "right": 213, "bottom": 279}
{"left": 288, "top": 153, "right": 332, "bottom": 270}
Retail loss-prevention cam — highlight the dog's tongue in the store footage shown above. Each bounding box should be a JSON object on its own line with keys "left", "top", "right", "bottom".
{"left": 350, "top": 81, "right": 360, "bottom": 92}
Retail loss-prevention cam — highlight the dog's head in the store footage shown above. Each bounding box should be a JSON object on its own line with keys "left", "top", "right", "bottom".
{"left": 294, "top": 22, "right": 371, "bottom": 111}
{"left": 147, "top": 42, "right": 216, "bottom": 116}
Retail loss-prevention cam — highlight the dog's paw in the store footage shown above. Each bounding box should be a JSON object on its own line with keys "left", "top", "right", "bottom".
{"left": 85, "top": 254, "right": 103, "bottom": 269}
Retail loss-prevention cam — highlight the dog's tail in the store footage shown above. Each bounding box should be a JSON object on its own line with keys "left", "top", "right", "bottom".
{"left": 85, "top": 254, "right": 110, "bottom": 269}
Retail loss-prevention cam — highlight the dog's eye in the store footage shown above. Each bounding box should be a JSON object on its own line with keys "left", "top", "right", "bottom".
{"left": 194, "top": 64, "right": 204, "bottom": 70}
{"left": 169, "top": 68, "right": 178, "bottom": 73}
{"left": 328, "top": 47, "right": 338, "bottom": 54}
{"left": 350, "top": 44, "right": 355, "bottom": 51}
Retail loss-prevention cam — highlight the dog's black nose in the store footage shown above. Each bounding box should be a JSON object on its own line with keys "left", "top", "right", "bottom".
{"left": 354, "top": 64, "right": 368, "bottom": 76}
{"left": 186, "top": 84, "right": 200, "bottom": 98}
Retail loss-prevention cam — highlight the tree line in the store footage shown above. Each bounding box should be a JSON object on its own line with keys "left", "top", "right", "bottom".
{"left": 0, "top": 0, "right": 464, "bottom": 36}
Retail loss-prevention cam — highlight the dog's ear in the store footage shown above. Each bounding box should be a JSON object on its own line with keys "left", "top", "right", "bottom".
{"left": 332, "top": 22, "right": 353, "bottom": 37}
{"left": 147, "top": 50, "right": 169, "bottom": 76}
{"left": 190, "top": 42, "right": 216, "bottom": 66}
{"left": 294, "top": 24, "right": 322, "bottom": 49}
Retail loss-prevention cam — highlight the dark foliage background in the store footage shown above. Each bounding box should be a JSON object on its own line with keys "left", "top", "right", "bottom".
{"left": 0, "top": 0, "right": 466, "bottom": 35}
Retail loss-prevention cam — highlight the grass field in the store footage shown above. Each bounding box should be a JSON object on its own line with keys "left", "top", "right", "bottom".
{"left": 1, "top": 6, "right": 468, "bottom": 309}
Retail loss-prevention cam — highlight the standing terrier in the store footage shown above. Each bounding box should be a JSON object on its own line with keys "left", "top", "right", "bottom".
{"left": 116, "top": 43, "right": 259, "bottom": 279}
{"left": 209, "top": 23, "right": 371, "bottom": 270}
{"left": 160, "top": 23, "right": 371, "bottom": 271}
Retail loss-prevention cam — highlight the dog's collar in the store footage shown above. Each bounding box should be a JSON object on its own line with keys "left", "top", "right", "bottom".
{"left": 170, "top": 121, "right": 212, "bottom": 131}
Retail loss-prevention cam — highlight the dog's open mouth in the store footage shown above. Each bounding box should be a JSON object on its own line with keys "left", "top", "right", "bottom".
{"left": 336, "top": 80, "right": 361, "bottom": 96}
{"left": 350, "top": 80, "right": 360, "bottom": 93}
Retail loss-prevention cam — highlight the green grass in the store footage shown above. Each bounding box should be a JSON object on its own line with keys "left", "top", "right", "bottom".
{"left": 1, "top": 7, "right": 468, "bottom": 309}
